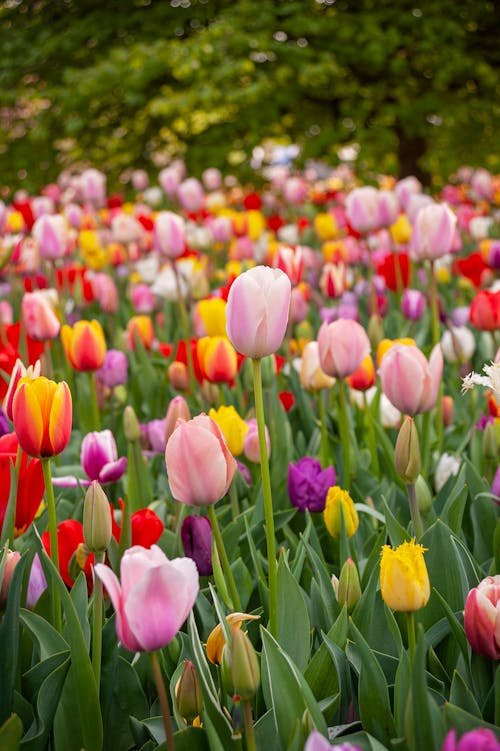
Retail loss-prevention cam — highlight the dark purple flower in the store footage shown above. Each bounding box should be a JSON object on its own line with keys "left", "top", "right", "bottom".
{"left": 287, "top": 457, "right": 335, "bottom": 512}
{"left": 442, "top": 728, "right": 500, "bottom": 751}
{"left": 95, "top": 349, "right": 128, "bottom": 388}
{"left": 181, "top": 515, "right": 213, "bottom": 576}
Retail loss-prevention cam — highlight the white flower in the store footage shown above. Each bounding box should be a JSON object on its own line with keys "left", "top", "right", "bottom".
{"left": 441, "top": 326, "right": 475, "bottom": 364}
{"left": 434, "top": 453, "right": 461, "bottom": 492}
{"left": 462, "top": 361, "right": 500, "bottom": 397}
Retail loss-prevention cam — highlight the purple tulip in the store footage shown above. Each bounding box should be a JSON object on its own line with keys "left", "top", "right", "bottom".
{"left": 0, "top": 406, "right": 10, "bottom": 437}
{"left": 181, "top": 515, "right": 213, "bottom": 576}
{"left": 81, "top": 430, "right": 127, "bottom": 484}
{"left": 491, "top": 463, "right": 500, "bottom": 503}
{"left": 401, "top": 289, "right": 426, "bottom": 322}
{"left": 95, "top": 349, "right": 128, "bottom": 388}
{"left": 442, "top": 728, "right": 500, "bottom": 751}
{"left": 26, "top": 554, "right": 48, "bottom": 609}
{"left": 287, "top": 457, "right": 336, "bottom": 512}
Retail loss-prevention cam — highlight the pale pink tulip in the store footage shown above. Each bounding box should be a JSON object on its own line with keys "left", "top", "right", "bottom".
{"left": 21, "top": 291, "right": 60, "bottom": 341}
{"left": 32, "top": 214, "right": 68, "bottom": 259}
{"left": 345, "top": 186, "right": 380, "bottom": 233}
{"left": 377, "top": 190, "right": 399, "bottom": 227}
{"left": 0, "top": 550, "right": 21, "bottom": 609}
{"left": 91, "top": 273, "right": 119, "bottom": 314}
{"left": 318, "top": 319, "right": 371, "bottom": 379}
{"left": 131, "top": 284, "right": 155, "bottom": 314}
{"left": 464, "top": 575, "right": 500, "bottom": 660}
{"left": 177, "top": 178, "right": 204, "bottom": 212}
{"left": 395, "top": 176, "right": 422, "bottom": 211}
{"left": 202, "top": 167, "right": 222, "bottom": 191}
{"left": 243, "top": 418, "right": 270, "bottom": 463}
{"left": 154, "top": 211, "right": 185, "bottom": 258}
{"left": 80, "top": 168, "right": 106, "bottom": 206}
{"left": 158, "top": 166, "right": 182, "bottom": 197}
{"left": 409, "top": 203, "right": 457, "bottom": 261}
{"left": 226, "top": 266, "right": 291, "bottom": 358}
{"left": 95, "top": 545, "right": 199, "bottom": 652}
{"left": 379, "top": 343, "right": 443, "bottom": 415}
{"left": 164, "top": 395, "right": 191, "bottom": 445}
{"left": 165, "top": 414, "right": 236, "bottom": 506}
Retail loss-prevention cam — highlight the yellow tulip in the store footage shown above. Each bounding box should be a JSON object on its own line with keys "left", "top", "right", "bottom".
{"left": 380, "top": 540, "right": 430, "bottom": 612}
{"left": 208, "top": 405, "right": 248, "bottom": 456}
{"left": 323, "top": 486, "right": 359, "bottom": 539}
{"left": 197, "top": 298, "right": 227, "bottom": 337}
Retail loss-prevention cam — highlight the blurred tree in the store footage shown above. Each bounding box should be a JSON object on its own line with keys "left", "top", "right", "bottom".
{"left": 0, "top": 0, "right": 498, "bottom": 190}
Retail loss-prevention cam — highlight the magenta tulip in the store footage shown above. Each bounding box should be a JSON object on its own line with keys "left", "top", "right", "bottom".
{"left": 410, "top": 202, "right": 457, "bottom": 261}
{"left": 95, "top": 545, "right": 199, "bottom": 652}
{"left": 81, "top": 430, "right": 127, "bottom": 484}
{"left": 317, "top": 318, "right": 371, "bottom": 379}
{"left": 379, "top": 343, "right": 443, "bottom": 415}
{"left": 443, "top": 728, "right": 500, "bottom": 751}
{"left": 226, "top": 265, "right": 291, "bottom": 358}
{"left": 464, "top": 575, "right": 500, "bottom": 660}
{"left": 165, "top": 414, "right": 237, "bottom": 506}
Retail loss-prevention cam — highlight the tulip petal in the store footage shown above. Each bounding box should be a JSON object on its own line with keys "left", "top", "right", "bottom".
{"left": 120, "top": 544, "right": 167, "bottom": 600}
{"left": 419, "top": 344, "right": 443, "bottom": 413}
{"left": 13, "top": 382, "right": 44, "bottom": 457}
{"left": 95, "top": 562, "right": 142, "bottom": 652}
{"left": 380, "top": 346, "right": 425, "bottom": 415}
{"left": 48, "top": 382, "right": 72, "bottom": 456}
{"left": 99, "top": 456, "right": 128, "bottom": 484}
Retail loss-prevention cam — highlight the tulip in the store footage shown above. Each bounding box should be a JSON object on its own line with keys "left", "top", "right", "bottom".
{"left": 376, "top": 336, "right": 416, "bottom": 367}
{"left": 0, "top": 432, "right": 45, "bottom": 538}
{"left": 226, "top": 265, "right": 291, "bottom": 358}
{"left": 470, "top": 290, "right": 500, "bottom": 331}
{"left": 208, "top": 405, "right": 248, "bottom": 456}
{"left": 22, "top": 291, "right": 60, "bottom": 341}
{"left": 111, "top": 503, "right": 164, "bottom": 550}
{"left": 125, "top": 315, "right": 155, "bottom": 351}
{"left": 377, "top": 190, "right": 399, "bottom": 227}
{"left": 206, "top": 612, "right": 260, "bottom": 665}
{"left": 345, "top": 354, "right": 375, "bottom": 391}
{"left": 42, "top": 518, "right": 94, "bottom": 590}
{"left": 305, "top": 730, "right": 362, "bottom": 751}
{"left": 380, "top": 540, "right": 430, "bottom": 612}
{"left": 177, "top": 177, "right": 204, "bottom": 212}
{"left": 181, "top": 515, "right": 213, "bottom": 576}
{"left": 95, "top": 545, "right": 199, "bottom": 652}
{"left": 401, "top": 289, "right": 426, "bottom": 322}
{"left": 164, "top": 395, "right": 191, "bottom": 445}
{"left": 154, "top": 211, "right": 186, "bottom": 258}
{"left": 231, "top": 628, "right": 261, "bottom": 701}
{"left": 409, "top": 202, "right": 457, "bottom": 261}
{"left": 26, "top": 553, "right": 48, "bottom": 609}
{"left": 318, "top": 318, "right": 371, "bottom": 379}
{"left": 12, "top": 376, "right": 72, "bottom": 458}
{"left": 61, "top": 319, "right": 106, "bottom": 371}
{"left": 323, "top": 486, "right": 359, "bottom": 538}
{"left": 95, "top": 349, "right": 128, "bottom": 388}
{"left": 394, "top": 416, "right": 421, "bottom": 485}
{"left": 3, "top": 358, "right": 41, "bottom": 421}
{"left": 440, "top": 326, "right": 475, "bottom": 364}
{"left": 80, "top": 168, "right": 106, "bottom": 206}
{"left": 165, "top": 414, "right": 237, "bottom": 506}
{"left": 337, "top": 558, "right": 362, "bottom": 612}
{"left": 287, "top": 456, "right": 335, "bottom": 512}
{"left": 319, "top": 262, "right": 346, "bottom": 298}
{"left": 81, "top": 430, "right": 127, "bottom": 484}
{"left": 379, "top": 343, "right": 443, "bottom": 415}
{"left": 463, "top": 575, "right": 500, "bottom": 659}
{"left": 196, "top": 298, "right": 227, "bottom": 337}
{"left": 442, "top": 728, "right": 500, "bottom": 751}
{"left": 91, "top": 272, "right": 119, "bottom": 314}
{"left": 0, "top": 549, "right": 21, "bottom": 609}
{"left": 299, "top": 341, "right": 335, "bottom": 391}
{"left": 395, "top": 176, "right": 422, "bottom": 212}
{"left": 175, "top": 660, "right": 203, "bottom": 723}
{"left": 32, "top": 214, "right": 68, "bottom": 259}
{"left": 83, "top": 481, "right": 112, "bottom": 554}
{"left": 197, "top": 336, "right": 238, "bottom": 384}
{"left": 243, "top": 417, "right": 270, "bottom": 463}
{"left": 273, "top": 245, "right": 304, "bottom": 285}
{"left": 345, "top": 186, "right": 380, "bottom": 233}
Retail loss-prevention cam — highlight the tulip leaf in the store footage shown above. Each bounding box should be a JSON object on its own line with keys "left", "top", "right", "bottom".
{"left": 443, "top": 703, "right": 500, "bottom": 737}
{"left": 254, "top": 709, "right": 280, "bottom": 751}
{"left": 431, "top": 588, "right": 469, "bottom": 669}
{"left": 38, "top": 547, "right": 103, "bottom": 751}
{"left": 156, "top": 726, "right": 209, "bottom": 751}
{"left": 260, "top": 626, "right": 327, "bottom": 750}
{"left": 101, "top": 654, "right": 148, "bottom": 751}
{"left": 348, "top": 620, "right": 396, "bottom": 746}
{"left": 438, "top": 476, "right": 468, "bottom": 535}
{"left": 465, "top": 458, "right": 497, "bottom": 562}
{"left": 383, "top": 603, "right": 404, "bottom": 656}
{"left": 304, "top": 610, "right": 347, "bottom": 710}
{"left": 419, "top": 520, "right": 465, "bottom": 630}
{"left": 450, "top": 670, "right": 482, "bottom": 718}
{"left": 406, "top": 624, "right": 445, "bottom": 751}
{"left": 0, "top": 713, "right": 23, "bottom": 751}
{"left": 277, "top": 552, "right": 311, "bottom": 670}
{"left": 67, "top": 571, "right": 90, "bottom": 650}
{"left": 381, "top": 496, "right": 411, "bottom": 547}
{"left": 0, "top": 555, "right": 27, "bottom": 726}
{"left": 20, "top": 652, "right": 71, "bottom": 751}
{"left": 0, "top": 460, "right": 17, "bottom": 547}
{"left": 393, "top": 649, "right": 411, "bottom": 737}
{"left": 20, "top": 609, "right": 69, "bottom": 660}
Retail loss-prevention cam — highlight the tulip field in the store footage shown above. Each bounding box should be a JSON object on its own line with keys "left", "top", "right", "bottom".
{"left": 0, "top": 163, "right": 499, "bottom": 751}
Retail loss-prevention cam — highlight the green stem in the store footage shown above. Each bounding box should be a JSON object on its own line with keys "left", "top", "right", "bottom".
{"left": 242, "top": 700, "right": 257, "bottom": 751}
{"left": 338, "top": 379, "right": 351, "bottom": 488}
{"left": 420, "top": 412, "right": 431, "bottom": 478}
{"left": 118, "top": 494, "right": 131, "bottom": 562}
{"left": 318, "top": 389, "right": 330, "bottom": 469}
{"left": 150, "top": 651, "right": 176, "bottom": 751}
{"left": 88, "top": 371, "right": 101, "bottom": 431}
{"left": 208, "top": 505, "right": 241, "bottom": 611}
{"left": 407, "top": 482, "right": 423, "bottom": 540}
{"left": 92, "top": 551, "right": 105, "bottom": 694}
{"left": 172, "top": 262, "right": 197, "bottom": 397}
{"left": 406, "top": 611, "right": 416, "bottom": 663}
{"left": 174, "top": 501, "right": 189, "bottom": 557}
{"left": 229, "top": 479, "right": 239, "bottom": 520}
{"left": 42, "top": 459, "right": 61, "bottom": 632}
{"left": 251, "top": 358, "right": 278, "bottom": 637}
{"left": 363, "top": 391, "right": 380, "bottom": 477}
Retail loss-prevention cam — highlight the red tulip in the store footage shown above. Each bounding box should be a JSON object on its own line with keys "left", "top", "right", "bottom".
{"left": 0, "top": 433, "right": 45, "bottom": 538}
{"left": 470, "top": 290, "right": 500, "bottom": 331}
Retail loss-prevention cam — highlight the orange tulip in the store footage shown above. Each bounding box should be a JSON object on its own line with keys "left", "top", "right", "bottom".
{"left": 197, "top": 336, "right": 237, "bottom": 383}
{"left": 12, "top": 376, "right": 72, "bottom": 458}
{"left": 126, "top": 315, "right": 155, "bottom": 350}
{"left": 61, "top": 319, "right": 106, "bottom": 371}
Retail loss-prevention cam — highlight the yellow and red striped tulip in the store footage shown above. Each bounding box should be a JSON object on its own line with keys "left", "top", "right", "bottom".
{"left": 12, "top": 376, "right": 72, "bottom": 458}
{"left": 61, "top": 319, "right": 107, "bottom": 371}
{"left": 346, "top": 354, "right": 376, "bottom": 391}
{"left": 197, "top": 336, "right": 237, "bottom": 384}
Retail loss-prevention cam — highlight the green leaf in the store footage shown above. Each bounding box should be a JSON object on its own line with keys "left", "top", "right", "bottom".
{"left": 450, "top": 670, "right": 481, "bottom": 718}
{"left": 101, "top": 655, "right": 148, "bottom": 751}
{"left": 20, "top": 609, "right": 69, "bottom": 661}
{"left": 156, "top": 726, "right": 209, "bottom": 751}
{"left": 0, "top": 714, "right": 23, "bottom": 751}
{"left": 405, "top": 624, "right": 445, "bottom": 751}
{"left": 348, "top": 620, "right": 396, "bottom": 746}
{"left": 21, "top": 652, "right": 71, "bottom": 751}
{"left": 254, "top": 709, "right": 280, "bottom": 751}
{"left": 304, "top": 607, "right": 348, "bottom": 719}
{"left": 67, "top": 571, "right": 90, "bottom": 650}
{"left": 0, "top": 556, "right": 27, "bottom": 726}
{"left": 277, "top": 552, "right": 311, "bottom": 671}
{"left": 393, "top": 649, "right": 411, "bottom": 738}
{"left": 381, "top": 497, "right": 410, "bottom": 547}
{"left": 444, "top": 703, "right": 500, "bottom": 737}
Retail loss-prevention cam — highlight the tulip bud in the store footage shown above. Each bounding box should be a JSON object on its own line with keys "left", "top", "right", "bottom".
{"left": 175, "top": 660, "right": 203, "bottom": 723}
{"left": 482, "top": 421, "right": 498, "bottom": 461}
{"left": 367, "top": 313, "right": 384, "bottom": 350}
{"left": 336, "top": 557, "right": 361, "bottom": 613}
{"left": 394, "top": 416, "right": 421, "bottom": 484}
{"left": 83, "top": 481, "right": 112, "bottom": 553}
{"left": 124, "top": 405, "right": 141, "bottom": 441}
{"left": 415, "top": 474, "right": 433, "bottom": 513}
{"left": 442, "top": 395, "right": 454, "bottom": 427}
{"left": 220, "top": 644, "right": 235, "bottom": 697}
{"left": 168, "top": 361, "right": 190, "bottom": 391}
{"left": 231, "top": 628, "right": 260, "bottom": 701}
{"left": 0, "top": 550, "right": 21, "bottom": 609}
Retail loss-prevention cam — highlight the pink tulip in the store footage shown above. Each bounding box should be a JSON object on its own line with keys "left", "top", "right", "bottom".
{"left": 0, "top": 550, "right": 21, "bottom": 609}
{"left": 131, "top": 169, "right": 149, "bottom": 192}
{"left": 202, "top": 167, "right": 222, "bottom": 191}
{"left": 318, "top": 319, "right": 371, "bottom": 379}
{"left": 64, "top": 203, "right": 83, "bottom": 228}
{"left": 464, "top": 575, "right": 500, "bottom": 660}
{"left": 0, "top": 301, "right": 13, "bottom": 325}
{"left": 164, "top": 395, "right": 191, "bottom": 445}
{"left": 442, "top": 728, "right": 500, "bottom": 751}
{"left": 165, "top": 414, "right": 237, "bottom": 506}
{"left": 226, "top": 266, "right": 291, "bottom": 358}
{"left": 471, "top": 168, "right": 494, "bottom": 201}
{"left": 80, "top": 168, "right": 106, "bottom": 206}
{"left": 95, "top": 545, "right": 199, "bottom": 652}
{"left": 377, "top": 190, "right": 399, "bottom": 227}
{"left": 283, "top": 177, "right": 308, "bottom": 205}
{"left": 131, "top": 284, "right": 155, "bottom": 314}
{"left": 345, "top": 186, "right": 380, "bottom": 233}
{"left": 159, "top": 166, "right": 182, "bottom": 197}
{"left": 81, "top": 430, "right": 127, "bottom": 484}
{"left": 91, "top": 273, "right": 119, "bottom": 314}
{"left": 409, "top": 203, "right": 457, "bottom": 261}
{"left": 32, "top": 214, "right": 68, "bottom": 259}
{"left": 22, "top": 291, "right": 60, "bottom": 341}
{"left": 154, "top": 211, "right": 185, "bottom": 258}
{"left": 177, "top": 178, "right": 204, "bottom": 213}
{"left": 395, "top": 176, "right": 422, "bottom": 211}
{"left": 244, "top": 418, "right": 270, "bottom": 463}
{"left": 379, "top": 343, "right": 443, "bottom": 415}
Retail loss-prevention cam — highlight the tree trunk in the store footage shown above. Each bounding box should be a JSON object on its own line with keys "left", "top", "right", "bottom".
{"left": 396, "top": 127, "right": 430, "bottom": 185}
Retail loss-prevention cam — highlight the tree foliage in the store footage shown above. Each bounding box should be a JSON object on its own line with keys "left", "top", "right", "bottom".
{"left": 0, "top": 0, "right": 498, "bottom": 190}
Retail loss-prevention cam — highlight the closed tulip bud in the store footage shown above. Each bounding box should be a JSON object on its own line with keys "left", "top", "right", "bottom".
{"left": 379, "top": 343, "right": 443, "bottom": 415}
{"left": 220, "top": 644, "right": 235, "bottom": 697}
{"left": 197, "top": 336, "right": 237, "bottom": 384}
{"left": 367, "top": 313, "right": 384, "bottom": 350}
{"left": 414, "top": 474, "right": 433, "bottom": 513}
{"left": 394, "top": 417, "right": 421, "bottom": 484}
{"left": 206, "top": 613, "right": 260, "bottom": 665}
{"left": 482, "top": 421, "right": 498, "bottom": 461}
{"left": 168, "top": 361, "right": 190, "bottom": 391}
{"left": 126, "top": 315, "right": 155, "bottom": 351}
{"left": 124, "top": 405, "right": 141, "bottom": 442}
{"left": 61, "top": 319, "right": 107, "bottom": 371}
{"left": 83, "top": 481, "right": 112, "bottom": 553}
{"left": 175, "top": 660, "right": 203, "bottom": 723}
{"left": 442, "top": 395, "right": 454, "bottom": 427}
{"left": 243, "top": 418, "right": 270, "bottom": 464}
{"left": 164, "top": 395, "right": 191, "bottom": 445}
{"left": 345, "top": 186, "right": 381, "bottom": 234}
{"left": 323, "top": 486, "right": 359, "bottom": 539}
{"left": 22, "top": 291, "right": 60, "bottom": 341}
{"left": 231, "top": 627, "right": 260, "bottom": 701}
{"left": 409, "top": 202, "right": 457, "bottom": 261}
{"left": 154, "top": 211, "right": 186, "bottom": 258}
{"left": 463, "top": 575, "right": 500, "bottom": 660}
{"left": 380, "top": 540, "right": 430, "bottom": 612}
{"left": 0, "top": 550, "right": 21, "bottom": 609}
{"left": 180, "top": 515, "right": 213, "bottom": 576}
{"left": 337, "top": 558, "right": 361, "bottom": 612}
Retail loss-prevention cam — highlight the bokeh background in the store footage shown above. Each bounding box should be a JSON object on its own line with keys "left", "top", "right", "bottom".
{"left": 1, "top": 0, "right": 499, "bottom": 192}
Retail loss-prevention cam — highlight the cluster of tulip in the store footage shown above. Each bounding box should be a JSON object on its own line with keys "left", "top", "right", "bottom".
{"left": 0, "top": 160, "right": 499, "bottom": 751}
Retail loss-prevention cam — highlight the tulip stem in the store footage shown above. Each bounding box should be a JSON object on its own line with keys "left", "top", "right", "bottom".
{"left": 242, "top": 700, "right": 257, "bottom": 751}
{"left": 252, "top": 358, "right": 278, "bottom": 638}
{"left": 429, "top": 260, "right": 443, "bottom": 452}
{"left": 172, "top": 262, "right": 197, "bottom": 398}
{"left": 406, "top": 611, "right": 416, "bottom": 663}
{"left": 208, "top": 505, "right": 241, "bottom": 611}
{"left": 229, "top": 479, "right": 240, "bottom": 520}
{"left": 363, "top": 391, "right": 380, "bottom": 477}
{"left": 407, "top": 482, "right": 423, "bottom": 540}
{"left": 318, "top": 389, "right": 330, "bottom": 469}
{"left": 91, "top": 551, "right": 105, "bottom": 695}
{"left": 150, "top": 651, "right": 176, "bottom": 751}
{"left": 42, "top": 458, "right": 61, "bottom": 633}
{"left": 88, "top": 371, "right": 101, "bottom": 431}
{"left": 337, "top": 379, "right": 351, "bottom": 488}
